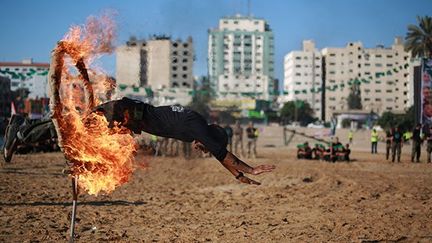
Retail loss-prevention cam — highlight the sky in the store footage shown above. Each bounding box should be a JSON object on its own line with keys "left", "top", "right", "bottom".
{"left": 0, "top": 0, "right": 431, "bottom": 84}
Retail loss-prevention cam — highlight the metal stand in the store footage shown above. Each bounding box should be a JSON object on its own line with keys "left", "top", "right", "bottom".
{"left": 69, "top": 176, "right": 78, "bottom": 243}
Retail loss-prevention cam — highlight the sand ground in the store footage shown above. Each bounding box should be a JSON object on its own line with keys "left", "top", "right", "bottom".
{"left": 1, "top": 127, "right": 432, "bottom": 242}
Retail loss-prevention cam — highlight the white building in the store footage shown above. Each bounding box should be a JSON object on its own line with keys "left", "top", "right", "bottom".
{"left": 282, "top": 40, "right": 322, "bottom": 117}
{"left": 208, "top": 14, "right": 275, "bottom": 101}
{"left": 322, "top": 37, "right": 410, "bottom": 121}
{"left": 0, "top": 59, "right": 49, "bottom": 99}
{"left": 116, "top": 36, "right": 194, "bottom": 90}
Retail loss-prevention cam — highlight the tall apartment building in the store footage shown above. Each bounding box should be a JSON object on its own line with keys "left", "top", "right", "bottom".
{"left": 116, "top": 36, "right": 194, "bottom": 89}
{"left": 322, "top": 37, "right": 410, "bottom": 121}
{"left": 283, "top": 40, "right": 322, "bottom": 117}
{"left": 0, "top": 59, "right": 49, "bottom": 99}
{"left": 208, "top": 14, "right": 275, "bottom": 100}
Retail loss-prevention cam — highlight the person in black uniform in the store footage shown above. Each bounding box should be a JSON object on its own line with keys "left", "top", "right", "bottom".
{"left": 3, "top": 97, "right": 275, "bottom": 185}
{"left": 411, "top": 123, "right": 423, "bottom": 163}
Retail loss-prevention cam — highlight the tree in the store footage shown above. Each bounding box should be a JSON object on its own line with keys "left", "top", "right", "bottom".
{"left": 377, "top": 106, "right": 415, "bottom": 131}
{"left": 405, "top": 16, "right": 432, "bottom": 58}
{"left": 187, "top": 76, "right": 213, "bottom": 120}
{"left": 347, "top": 83, "right": 362, "bottom": 110}
{"left": 280, "top": 100, "right": 315, "bottom": 126}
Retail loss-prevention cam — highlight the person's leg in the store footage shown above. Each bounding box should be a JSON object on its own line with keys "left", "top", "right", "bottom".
{"left": 247, "top": 139, "right": 251, "bottom": 158}
{"left": 416, "top": 143, "right": 421, "bottom": 162}
{"left": 20, "top": 121, "right": 56, "bottom": 144}
{"left": 397, "top": 143, "right": 402, "bottom": 162}
{"left": 253, "top": 138, "right": 257, "bottom": 158}
{"left": 411, "top": 142, "right": 416, "bottom": 162}
{"left": 391, "top": 143, "right": 396, "bottom": 162}
{"left": 234, "top": 137, "right": 239, "bottom": 155}
{"left": 427, "top": 146, "right": 431, "bottom": 163}
{"left": 386, "top": 143, "right": 390, "bottom": 160}
{"left": 3, "top": 114, "right": 26, "bottom": 162}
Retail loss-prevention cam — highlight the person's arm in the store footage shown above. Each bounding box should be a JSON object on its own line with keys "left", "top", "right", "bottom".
{"left": 221, "top": 152, "right": 275, "bottom": 185}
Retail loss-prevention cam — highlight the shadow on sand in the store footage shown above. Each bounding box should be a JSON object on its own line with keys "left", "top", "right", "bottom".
{"left": 0, "top": 200, "right": 147, "bottom": 207}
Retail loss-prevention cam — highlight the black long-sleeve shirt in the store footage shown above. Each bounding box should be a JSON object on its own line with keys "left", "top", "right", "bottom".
{"left": 96, "top": 98, "right": 228, "bottom": 161}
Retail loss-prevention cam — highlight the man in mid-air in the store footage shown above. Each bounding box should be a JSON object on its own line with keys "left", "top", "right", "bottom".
{"left": 3, "top": 97, "right": 275, "bottom": 185}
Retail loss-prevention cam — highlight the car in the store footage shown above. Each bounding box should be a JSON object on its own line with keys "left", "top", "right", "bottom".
{"left": 307, "top": 122, "right": 325, "bottom": 128}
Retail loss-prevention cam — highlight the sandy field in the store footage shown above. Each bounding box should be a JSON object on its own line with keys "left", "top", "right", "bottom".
{"left": 1, "top": 127, "right": 432, "bottom": 242}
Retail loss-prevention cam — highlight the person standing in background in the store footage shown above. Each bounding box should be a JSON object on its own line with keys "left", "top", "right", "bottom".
{"left": 385, "top": 128, "right": 394, "bottom": 160}
{"left": 391, "top": 127, "right": 403, "bottom": 163}
{"left": 224, "top": 123, "right": 233, "bottom": 152}
{"left": 233, "top": 121, "right": 244, "bottom": 156}
{"left": 371, "top": 129, "right": 379, "bottom": 154}
{"left": 411, "top": 123, "right": 423, "bottom": 163}
{"left": 246, "top": 122, "right": 258, "bottom": 158}
{"left": 348, "top": 130, "right": 353, "bottom": 144}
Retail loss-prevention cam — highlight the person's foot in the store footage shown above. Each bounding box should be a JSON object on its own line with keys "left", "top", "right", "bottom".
{"left": 2, "top": 115, "right": 24, "bottom": 163}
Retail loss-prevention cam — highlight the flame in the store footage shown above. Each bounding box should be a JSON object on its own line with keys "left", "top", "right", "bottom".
{"left": 52, "top": 13, "right": 138, "bottom": 195}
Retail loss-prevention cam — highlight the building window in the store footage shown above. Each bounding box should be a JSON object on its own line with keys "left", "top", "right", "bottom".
{"left": 172, "top": 66, "right": 177, "bottom": 71}
{"left": 234, "top": 21, "right": 238, "bottom": 24}
{"left": 172, "top": 74, "right": 177, "bottom": 78}
{"left": 183, "top": 43, "right": 188, "bottom": 48}
{"left": 182, "top": 74, "right": 187, "bottom": 79}
{"left": 183, "top": 51, "right": 189, "bottom": 55}
{"left": 182, "top": 66, "right": 187, "bottom": 71}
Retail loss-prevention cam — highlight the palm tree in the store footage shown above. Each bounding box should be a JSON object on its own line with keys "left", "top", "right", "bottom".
{"left": 405, "top": 16, "right": 432, "bottom": 58}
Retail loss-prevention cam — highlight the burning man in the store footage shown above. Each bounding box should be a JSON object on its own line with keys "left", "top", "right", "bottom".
{"left": 3, "top": 97, "right": 275, "bottom": 185}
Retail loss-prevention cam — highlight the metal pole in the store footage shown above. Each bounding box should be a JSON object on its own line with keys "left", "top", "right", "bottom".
{"left": 69, "top": 176, "right": 78, "bottom": 243}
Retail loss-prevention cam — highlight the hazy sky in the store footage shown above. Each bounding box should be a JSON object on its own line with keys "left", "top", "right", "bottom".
{"left": 0, "top": 0, "right": 431, "bottom": 82}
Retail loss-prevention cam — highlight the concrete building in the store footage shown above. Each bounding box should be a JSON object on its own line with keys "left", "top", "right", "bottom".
{"left": 321, "top": 37, "right": 410, "bottom": 121}
{"left": 0, "top": 76, "right": 12, "bottom": 118}
{"left": 0, "top": 59, "right": 49, "bottom": 99}
{"left": 282, "top": 40, "right": 322, "bottom": 118}
{"left": 116, "top": 36, "right": 194, "bottom": 90}
{"left": 208, "top": 14, "right": 275, "bottom": 100}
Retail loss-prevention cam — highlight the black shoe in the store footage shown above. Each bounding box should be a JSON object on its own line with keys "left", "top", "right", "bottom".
{"left": 2, "top": 115, "right": 24, "bottom": 163}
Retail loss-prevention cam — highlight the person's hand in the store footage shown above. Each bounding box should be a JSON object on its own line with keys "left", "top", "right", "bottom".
{"left": 237, "top": 175, "right": 261, "bottom": 185}
{"left": 251, "top": 164, "right": 275, "bottom": 175}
